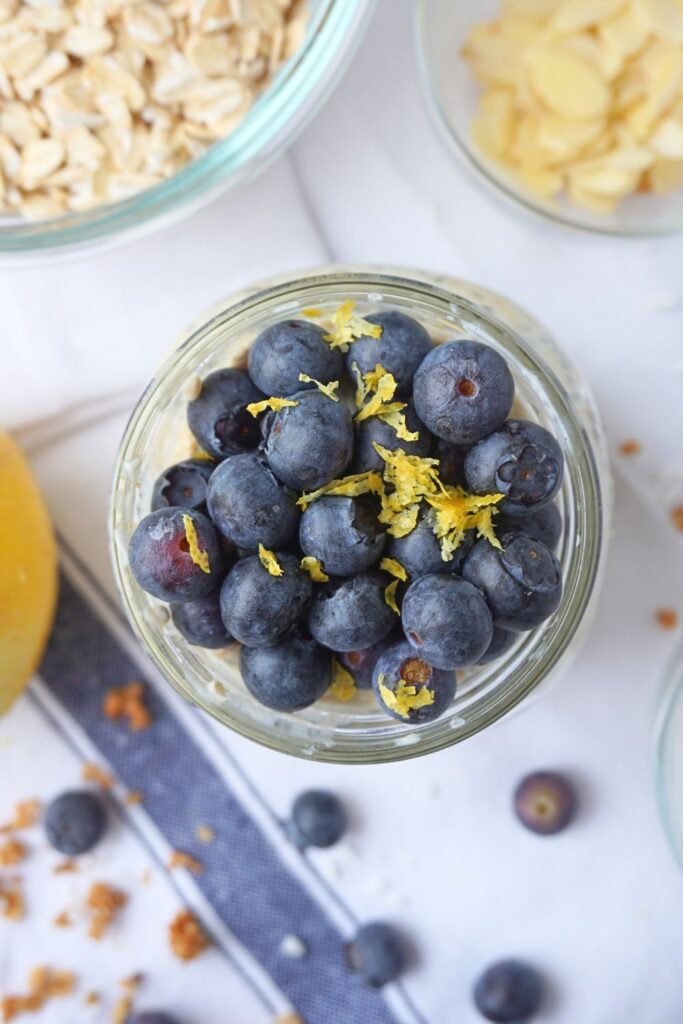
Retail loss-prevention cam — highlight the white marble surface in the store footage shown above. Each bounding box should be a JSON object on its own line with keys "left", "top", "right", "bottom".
{"left": 2, "top": 1, "right": 683, "bottom": 1021}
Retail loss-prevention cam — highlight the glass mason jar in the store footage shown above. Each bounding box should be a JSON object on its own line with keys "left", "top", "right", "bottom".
{"left": 110, "top": 267, "right": 611, "bottom": 763}
{"left": 656, "top": 641, "right": 683, "bottom": 870}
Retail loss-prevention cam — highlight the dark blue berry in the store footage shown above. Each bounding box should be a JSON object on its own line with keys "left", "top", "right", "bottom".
{"left": 171, "top": 592, "right": 234, "bottom": 649}
{"left": 151, "top": 458, "right": 215, "bottom": 512}
{"left": 499, "top": 502, "right": 562, "bottom": 552}
{"left": 465, "top": 420, "right": 564, "bottom": 516}
{"left": 206, "top": 453, "right": 299, "bottom": 550}
{"left": 187, "top": 368, "right": 263, "bottom": 459}
{"left": 386, "top": 509, "right": 462, "bottom": 578}
{"left": 240, "top": 631, "right": 332, "bottom": 711}
{"left": 354, "top": 404, "right": 431, "bottom": 473}
{"left": 248, "top": 319, "right": 343, "bottom": 397}
{"left": 478, "top": 625, "right": 516, "bottom": 665}
{"left": 261, "top": 389, "right": 354, "bottom": 491}
{"left": 402, "top": 574, "right": 493, "bottom": 669}
{"left": 128, "top": 1014, "right": 181, "bottom": 1024}
{"left": 474, "top": 960, "right": 543, "bottom": 1022}
{"left": 307, "top": 573, "right": 395, "bottom": 652}
{"left": 514, "top": 771, "right": 576, "bottom": 835}
{"left": 436, "top": 438, "right": 470, "bottom": 487}
{"left": 345, "top": 311, "right": 432, "bottom": 396}
{"left": 220, "top": 553, "right": 311, "bottom": 647}
{"left": 372, "top": 640, "right": 456, "bottom": 722}
{"left": 299, "top": 496, "right": 385, "bottom": 576}
{"left": 339, "top": 636, "right": 397, "bottom": 690}
{"left": 347, "top": 922, "right": 407, "bottom": 987}
{"left": 45, "top": 790, "right": 106, "bottom": 856}
{"left": 287, "top": 790, "right": 347, "bottom": 848}
{"left": 129, "top": 507, "right": 226, "bottom": 603}
{"left": 462, "top": 533, "right": 562, "bottom": 631}
{"left": 413, "top": 340, "right": 514, "bottom": 445}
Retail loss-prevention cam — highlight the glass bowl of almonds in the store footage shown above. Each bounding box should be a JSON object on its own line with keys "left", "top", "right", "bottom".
{"left": 417, "top": 0, "right": 683, "bottom": 235}
{"left": 0, "top": 0, "right": 375, "bottom": 257}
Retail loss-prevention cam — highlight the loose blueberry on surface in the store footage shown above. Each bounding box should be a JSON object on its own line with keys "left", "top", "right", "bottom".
{"left": 248, "top": 319, "right": 343, "bottom": 397}
{"left": 128, "top": 1014, "right": 181, "bottom": 1024}
{"left": 260, "top": 388, "right": 354, "bottom": 491}
{"left": 372, "top": 640, "right": 457, "bottom": 723}
{"left": 477, "top": 625, "right": 517, "bottom": 665}
{"left": 299, "top": 496, "right": 385, "bottom": 576}
{"left": 386, "top": 508, "right": 462, "bottom": 579}
{"left": 462, "top": 533, "right": 563, "bottom": 631}
{"left": 435, "top": 438, "right": 470, "bottom": 487}
{"left": 206, "top": 452, "right": 299, "bottom": 550}
{"left": 402, "top": 574, "right": 493, "bottom": 669}
{"left": 339, "top": 636, "right": 397, "bottom": 690}
{"left": 465, "top": 419, "right": 564, "bottom": 516}
{"left": 187, "top": 368, "right": 263, "bottom": 459}
{"left": 344, "top": 311, "right": 433, "bottom": 396}
{"left": 412, "top": 340, "right": 514, "bottom": 445}
{"left": 129, "top": 507, "right": 226, "bottom": 603}
{"left": 220, "top": 553, "right": 311, "bottom": 647}
{"left": 347, "top": 922, "right": 407, "bottom": 987}
{"left": 308, "top": 573, "right": 396, "bottom": 653}
{"left": 151, "top": 458, "right": 215, "bottom": 512}
{"left": 171, "top": 592, "right": 235, "bottom": 649}
{"left": 499, "top": 502, "right": 562, "bottom": 552}
{"left": 287, "top": 790, "right": 347, "bottom": 848}
{"left": 240, "top": 631, "right": 332, "bottom": 711}
{"left": 473, "top": 960, "right": 544, "bottom": 1022}
{"left": 45, "top": 790, "right": 107, "bottom": 856}
{"left": 354, "top": 404, "right": 431, "bottom": 473}
{"left": 514, "top": 771, "right": 577, "bottom": 835}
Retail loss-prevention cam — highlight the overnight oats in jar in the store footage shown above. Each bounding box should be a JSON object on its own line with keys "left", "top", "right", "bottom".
{"left": 110, "top": 268, "right": 610, "bottom": 763}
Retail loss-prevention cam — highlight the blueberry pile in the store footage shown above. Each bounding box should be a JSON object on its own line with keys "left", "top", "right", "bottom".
{"left": 128, "top": 304, "right": 565, "bottom": 722}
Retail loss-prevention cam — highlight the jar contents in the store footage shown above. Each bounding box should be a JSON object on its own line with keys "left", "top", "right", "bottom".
{"left": 127, "top": 303, "right": 566, "bottom": 724}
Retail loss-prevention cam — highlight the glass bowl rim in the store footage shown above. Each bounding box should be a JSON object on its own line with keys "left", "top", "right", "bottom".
{"left": 655, "top": 639, "right": 683, "bottom": 870}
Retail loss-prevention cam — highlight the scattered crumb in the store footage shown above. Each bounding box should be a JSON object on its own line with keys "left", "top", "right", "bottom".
{"left": 279, "top": 934, "right": 308, "bottom": 959}
{"left": 671, "top": 506, "right": 683, "bottom": 533}
{"left": 121, "top": 975, "right": 144, "bottom": 993}
{"left": 84, "top": 992, "right": 100, "bottom": 1006}
{"left": 184, "top": 375, "right": 203, "bottom": 401}
{"left": 2, "top": 967, "right": 76, "bottom": 1022}
{"left": 274, "top": 1014, "right": 304, "bottom": 1024}
{"left": 656, "top": 608, "right": 679, "bottom": 630}
{"left": 103, "top": 682, "right": 153, "bottom": 732}
{"left": 82, "top": 763, "right": 114, "bottom": 790}
{"left": 53, "top": 911, "right": 72, "bottom": 928}
{"left": 0, "top": 879, "right": 25, "bottom": 921}
{"left": 112, "top": 975, "right": 143, "bottom": 1024}
{"left": 141, "top": 869, "right": 153, "bottom": 886}
{"left": 0, "top": 800, "right": 41, "bottom": 833}
{"left": 195, "top": 824, "right": 215, "bottom": 844}
{"left": 86, "top": 883, "right": 127, "bottom": 940}
{"left": 0, "top": 838, "right": 27, "bottom": 866}
{"left": 125, "top": 791, "right": 144, "bottom": 806}
{"left": 54, "top": 860, "right": 78, "bottom": 874}
{"left": 169, "top": 909, "right": 209, "bottom": 961}
{"left": 619, "top": 440, "right": 641, "bottom": 457}
{"left": 168, "top": 850, "right": 204, "bottom": 875}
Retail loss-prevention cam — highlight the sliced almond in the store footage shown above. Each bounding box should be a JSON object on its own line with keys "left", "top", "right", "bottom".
{"left": 527, "top": 47, "right": 611, "bottom": 120}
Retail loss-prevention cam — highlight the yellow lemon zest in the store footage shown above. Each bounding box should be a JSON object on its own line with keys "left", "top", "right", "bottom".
{"left": 373, "top": 444, "right": 442, "bottom": 537}
{"left": 258, "top": 544, "right": 284, "bottom": 577}
{"left": 247, "top": 397, "right": 298, "bottom": 417}
{"left": 378, "top": 676, "right": 435, "bottom": 719}
{"left": 297, "top": 470, "right": 385, "bottom": 510}
{"left": 378, "top": 408, "right": 419, "bottom": 442}
{"left": 380, "top": 557, "right": 408, "bottom": 581}
{"left": 302, "top": 307, "right": 323, "bottom": 318}
{"left": 298, "top": 373, "right": 340, "bottom": 401}
{"left": 424, "top": 487, "right": 504, "bottom": 560}
{"left": 182, "top": 514, "right": 210, "bottom": 574}
{"left": 323, "top": 300, "right": 383, "bottom": 352}
{"left": 300, "top": 555, "right": 329, "bottom": 583}
{"left": 384, "top": 579, "right": 401, "bottom": 615}
{"left": 329, "top": 660, "right": 357, "bottom": 702}
{"left": 354, "top": 365, "right": 419, "bottom": 443}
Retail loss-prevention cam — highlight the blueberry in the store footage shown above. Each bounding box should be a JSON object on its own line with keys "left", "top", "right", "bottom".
{"left": 287, "top": 790, "right": 347, "bottom": 848}
{"left": 465, "top": 420, "right": 564, "bottom": 516}
{"left": 344, "top": 311, "right": 433, "bottom": 396}
{"left": 151, "top": 458, "right": 215, "bottom": 512}
{"left": 171, "top": 591, "right": 234, "bottom": 649}
{"left": 187, "top": 368, "right": 263, "bottom": 459}
{"left": 478, "top": 625, "right": 516, "bottom": 665}
{"left": 436, "top": 438, "right": 470, "bottom": 487}
{"left": 499, "top": 502, "right": 562, "bottom": 552}
{"left": 339, "top": 636, "right": 396, "bottom": 690}
{"left": 372, "top": 640, "right": 456, "bottom": 723}
{"left": 462, "top": 533, "right": 563, "bottom": 631}
{"left": 299, "top": 496, "right": 385, "bottom": 576}
{"left": 248, "top": 319, "right": 343, "bottom": 397}
{"left": 347, "top": 922, "right": 407, "bottom": 987}
{"left": 240, "top": 631, "right": 332, "bottom": 711}
{"left": 473, "top": 960, "right": 544, "bottom": 1022}
{"left": 261, "top": 389, "right": 354, "bottom": 491}
{"left": 45, "top": 790, "right": 107, "bottom": 856}
{"left": 206, "top": 453, "right": 299, "bottom": 550}
{"left": 129, "top": 507, "right": 226, "bottom": 603}
{"left": 128, "top": 1014, "right": 181, "bottom": 1024}
{"left": 402, "top": 574, "right": 493, "bottom": 669}
{"left": 220, "top": 553, "right": 311, "bottom": 647}
{"left": 307, "top": 573, "right": 395, "bottom": 652}
{"left": 354, "top": 404, "right": 431, "bottom": 473}
{"left": 413, "top": 340, "right": 514, "bottom": 445}
{"left": 386, "top": 509, "right": 462, "bottom": 578}
{"left": 514, "top": 771, "right": 576, "bottom": 835}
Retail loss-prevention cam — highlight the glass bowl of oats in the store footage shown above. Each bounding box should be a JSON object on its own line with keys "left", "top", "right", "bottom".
{"left": 0, "top": 0, "right": 375, "bottom": 257}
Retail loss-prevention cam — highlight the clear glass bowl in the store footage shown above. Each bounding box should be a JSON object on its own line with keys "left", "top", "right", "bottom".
{"left": 0, "top": 0, "right": 375, "bottom": 260}
{"left": 110, "top": 266, "right": 611, "bottom": 763}
{"left": 416, "top": 0, "right": 683, "bottom": 236}
{"left": 656, "top": 642, "right": 683, "bottom": 868}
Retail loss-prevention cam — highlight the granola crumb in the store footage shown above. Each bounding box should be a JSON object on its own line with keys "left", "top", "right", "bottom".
{"left": 125, "top": 791, "right": 144, "bottom": 806}
{"left": 53, "top": 911, "right": 72, "bottom": 928}
{"left": 84, "top": 992, "right": 100, "bottom": 1006}
{"left": 86, "top": 882, "right": 127, "bottom": 940}
{"left": 168, "top": 850, "right": 204, "bottom": 875}
{"left": 0, "top": 800, "right": 41, "bottom": 833}
{"left": 619, "top": 439, "right": 641, "bottom": 456}
{"left": 82, "top": 763, "right": 114, "bottom": 790}
{"left": 274, "top": 1014, "right": 304, "bottom": 1024}
{"left": 2, "top": 967, "right": 76, "bottom": 1022}
{"left": 0, "top": 838, "right": 27, "bottom": 866}
{"left": 103, "top": 682, "right": 153, "bottom": 732}
{"left": 169, "top": 909, "right": 210, "bottom": 961}
{"left": 0, "top": 880, "right": 25, "bottom": 921}
{"left": 121, "top": 974, "right": 144, "bottom": 993}
{"left": 656, "top": 608, "right": 679, "bottom": 630}
{"left": 195, "top": 824, "right": 215, "bottom": 844}
{"left": 672, "top": 506, "right": 683, "bottom": 533}
{"left": 54, "top": 859, "right": 78, "bottom": 874}
{"left": 112, "top": 975, "right": 143, "bottom": 1024}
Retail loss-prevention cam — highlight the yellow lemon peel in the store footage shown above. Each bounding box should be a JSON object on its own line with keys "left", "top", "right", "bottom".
{"left": 298, "top": 373, "right": 340, "bottom": 401}
{"left": 297, "top": 470, "right": 385, "bottom": 510}
{"left": 378, "top": 676, "right": 435, "bottom": 719}
{"left": 247, "top": 397, "right": 298, "bottom": 417}
{"left": 329, "top": 660, "right": 357, "bottom": 702}
{"left": 182, "top": 514, "right": 211, "bottom": 574}
{"left": 380, "top": 557, "right": 408, "bottom": 581}
{"left": 353, "top": 365, "right": 419, "bottom": 443}
{"left": 258, "top": 545, "right": 283, "bottom": 577}
{"left": 302, "top": 307, "right": 323, "bottom": 318}
{"left": 300, "top": 555, "right": 329, "bottom": 583}
{"left": 424, "top": 487, "right": 504, "bottom": 560}
{"left": 384, "top": 579, "right": 401, "bottom": 615}
{"left": 373, "top": 444, "right": 441, "bottom": 538}
{"left": 324, "top": 300, "right": 383, "bottom": 352}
